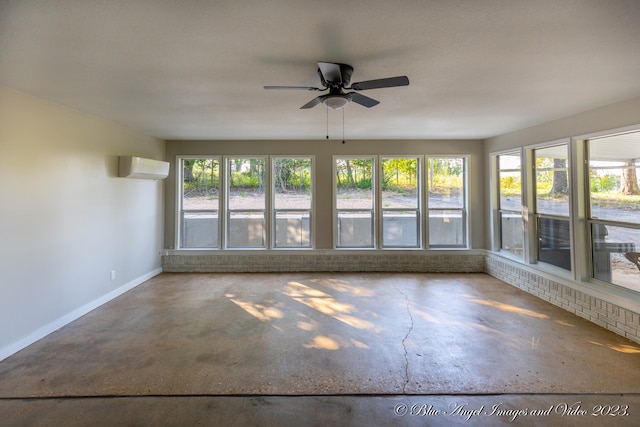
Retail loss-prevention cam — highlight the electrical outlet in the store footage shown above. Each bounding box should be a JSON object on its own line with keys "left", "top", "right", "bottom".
{"left": 110, "top": 270, "right": 116, "bottom": 281}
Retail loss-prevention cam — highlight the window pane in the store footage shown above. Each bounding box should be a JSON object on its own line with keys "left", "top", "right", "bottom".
{"left": 383, "top": 210, "right": 419, "bottom": 247}
{"left": 274, "top": 158, "right": 312, "bottom": 210}
{"left": 273, "top": 158, "right": 312, "bottom": 249}
{"left": 592, "top": 224, "right": 639, "bottom": 291}
{"left": 228, "top": 211, "right": 265, "bottom": 248}
{"left": 428, "top": 158, "right": 464, "bottom": 209}
{"left": 498, "top": 154, "right": 521, "bottom": 212}
{"left": 337, "top": 211, "right": 373, "bottom": 247}
{"left": 538, "top": 217, "right": 571, "bottom": 270}
{"left": 228, "top": 158, "right": 266, "bottom": 248}
{"left": 589, "top": 132, "right": 640, "bottom": 224}
{"left": 500, "top": 211, "right": 523, "bottom": 255}
{"left": 335, "top": 158, "right": 374, "bottom": 248}
{"left": 497, "top": 154, "right": 523, "bottom": 256}
{"left": 428, "top": 157, "right": 466, "bottom": 248}
{"left": 335, "top": 158, "right": 373, "bottom": 210}
{"left": 275, "top": 211, "right": 311, "bottom": 248}
{"left": 181, "top": 158, "right": 219, "bottom": 249}
{"left": 429, "top": 209, "right": 465, "bottom": 246}
{"left": 382, "top": 158, "right": 419, "bottom": 208}
{"left": 182, "top": 159, "right": 219, "bottom": 210}
{"left": 228, "top": 158, "right": 265, "bottom": 210}
{"left": 182, "top": 212, "right": 218, "bottom": 248}
{"left": 535, "top": 145, "right": 569, "bottom": 216}
{"left": 381, "top": 157, "right": 420, "bottom": 248}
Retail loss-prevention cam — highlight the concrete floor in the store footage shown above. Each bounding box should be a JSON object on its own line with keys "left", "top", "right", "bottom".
{"left": 1, "top": 272, "right": 639, "bottom": 426}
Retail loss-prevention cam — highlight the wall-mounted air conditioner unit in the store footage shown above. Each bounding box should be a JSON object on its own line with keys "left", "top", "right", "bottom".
{"left": 118, "top": 156, "right": 170, "bottom": 179}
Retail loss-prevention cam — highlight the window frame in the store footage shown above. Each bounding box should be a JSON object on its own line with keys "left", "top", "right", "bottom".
{"left": 584, "top": 131, "right": 640, "bottom": 291}
{"left": 426, "top": 155, "right": 469, "bottom": 249}
{"left": 175, "top": 152, "right": 474, "bottom": 253}
{"left": 176, "top": 156, "right": 222, "bottom": 250}
{"left": 529, "top": 141, "right": 574, "bottom": 273}
{"left": 224, "top": 155, "right": 269, "bottom": 250}
{"left": 488, "top": 126, "right": 640, "bottom": 299}
{"left": 271, "top": 155, "right": 315, "bottom": 249}
{"left": 378, "top": 155, "right": 423, "bottom": 249}
{"left": 333, "top": 155, "right": 376, "bottom": 249}
{"left": 495, "top": 151, "right": 525, "bottom": 259}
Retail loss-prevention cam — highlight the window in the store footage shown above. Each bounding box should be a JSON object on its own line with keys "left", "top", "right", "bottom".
{"left": 427, "top": 157, "right": 467, "bottom": 248}
{"left": 177, "top": 153, "right": 471, "bottom": 252}
{"left": 534, "top": 144, "right": 571, "bottom": 270}
{"left": 273, "top": 157, "right": 313, "bottom": 248}
{"left": 497, "top": 153, "right": 523, "bottom": 256}
{"left": 335, "top": 157, "right": 374, "bottom": 248}
{"left": 179, "top": 158, "right": 220, "bottom": 249}
{"left": 226, "top": 157, "right": 266, "bottom": 248}
{"left": 381, "top": 157, "right": 421, "bottom": 248}
{"left": 588, "top": 132, "right": 640, "bottom": 291}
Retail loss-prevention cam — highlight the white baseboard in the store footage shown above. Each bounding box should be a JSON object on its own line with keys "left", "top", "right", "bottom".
{"left": 0, "top": 268, "right": 162, "bottom": 362}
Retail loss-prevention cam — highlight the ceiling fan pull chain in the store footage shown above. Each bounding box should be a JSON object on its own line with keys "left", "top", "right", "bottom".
{"left": 342, "top": 107, "right": 345, "bottom": 144}
{"left": 326, "top": 104, "right": 329, "bottom": 140}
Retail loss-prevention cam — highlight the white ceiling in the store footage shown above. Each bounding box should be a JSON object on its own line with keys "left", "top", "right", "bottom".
{"left": 2, "top": 0, "right": 640, "bottom": 141}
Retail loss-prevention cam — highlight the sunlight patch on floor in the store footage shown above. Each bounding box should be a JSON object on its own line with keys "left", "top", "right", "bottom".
{"left": 285, "top": 281, "right": 331, "bottom": 298}
{"left": 471, "top": 299, "right": 550, "bottom": 319}
{"left": 229, "top": 298, "right": 284, "bottom": 322}
{"left": 587, "top": 340, "right": 640, "bottom": 354}
{"left": 412, "top": 308, "right": 442, "bottom": 324}
{"left": 309, "top": 278, "right": 377, "bottom": 297}
{"left": 304, "top": 335, "right": 341, "bottom": 350}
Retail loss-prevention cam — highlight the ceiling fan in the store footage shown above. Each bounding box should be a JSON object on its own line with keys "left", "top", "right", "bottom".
{"left": 264, "top": 62, "right": 409, "bottom": 109}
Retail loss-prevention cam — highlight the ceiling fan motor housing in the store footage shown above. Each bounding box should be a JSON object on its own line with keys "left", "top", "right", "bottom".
{"left": 318, "top": 63, "right": 354, "bottom": 88}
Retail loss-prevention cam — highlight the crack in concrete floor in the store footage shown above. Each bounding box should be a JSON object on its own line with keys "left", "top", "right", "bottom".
{"left": 395, "top": 284, "right": 415, "bottom": 394}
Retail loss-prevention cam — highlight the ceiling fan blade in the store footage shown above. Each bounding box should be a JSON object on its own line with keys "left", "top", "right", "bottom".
{"left": 349, "top": 92, "right": 380, "bottom": 108}
{"left": 264, "top": 85, "right": 320, "bottom": 91}
{"left": 318, "top": 62, "right": 342, "bottom": 85}
{"left": 350, "top": 76, "right": 409, "bottom": 91}
{"left": 300, "top": 96, "right": 323, "bottom": 109}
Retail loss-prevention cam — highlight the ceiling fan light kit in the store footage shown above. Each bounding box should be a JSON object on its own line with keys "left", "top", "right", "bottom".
{"left": 323, "top": 94, "right": 351, "bottom": 109}
{"left": 265, "top": 61, "right": 409, "bottom": 110}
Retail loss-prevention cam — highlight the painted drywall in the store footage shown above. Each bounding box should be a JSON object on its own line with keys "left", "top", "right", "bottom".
{"left": 0, "top": 86, "right": 165, "bottom": 355}
{"left": 164, "top": 139, "right": 485, "bottom": 250}
{"left": 485, "top": 96, "right": 640, "bottom": 154}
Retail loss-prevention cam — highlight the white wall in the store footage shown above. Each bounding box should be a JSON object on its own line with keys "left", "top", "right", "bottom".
{"left": 0, "top": 86, "right": 165, "bottom": 358}
{"left": 485, "top": 96, "right": 640, "bottom": 154}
